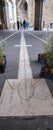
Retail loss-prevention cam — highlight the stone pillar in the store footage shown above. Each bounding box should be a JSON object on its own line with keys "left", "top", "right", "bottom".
{"left": 34, "top": 0, "right": 43, "bottom": 30}
{"left": 5, "top": 0, "right": 10, "bottom": 29}
{"left": 12, "top": 0, "right": 17, "bottom": 29}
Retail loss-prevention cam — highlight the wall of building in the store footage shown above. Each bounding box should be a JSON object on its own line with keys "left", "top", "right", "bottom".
{"left": 43, "top": 0, "right": 53, "bottom": 29}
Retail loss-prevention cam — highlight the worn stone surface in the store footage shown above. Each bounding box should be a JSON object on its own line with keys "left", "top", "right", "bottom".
{"left": 0, "top": 79, "right": 53, "bottom": 116}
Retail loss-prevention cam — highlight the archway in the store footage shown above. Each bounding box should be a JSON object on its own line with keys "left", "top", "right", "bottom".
{"left": 24, "top": 1, "right": 28, "bottom": 11}
{"left": 16, "top": 0, "right": 28, "bottom": 21}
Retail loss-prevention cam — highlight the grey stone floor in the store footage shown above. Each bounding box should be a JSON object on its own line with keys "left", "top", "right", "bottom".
{"left": 0, "top": 116, "right": 53, "bottom": 130}
{"left": 0, "top": 30, "right": 53, "bottom": 129}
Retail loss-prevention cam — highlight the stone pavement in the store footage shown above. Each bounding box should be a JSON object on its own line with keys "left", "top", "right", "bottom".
{"left": 0, "top": 30, "right": 53, "bottom": 129}
{"left": 0, "top": 116, "right": 53, "bottom": 130}
{"left": 0, "top": 78, "right": 53, "bottom": 116}
{"left": 0, "top": 31, "right": 53, "bottom": 116}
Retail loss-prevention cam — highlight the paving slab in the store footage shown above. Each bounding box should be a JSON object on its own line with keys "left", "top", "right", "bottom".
{"left": 0, "top": 79, "right": 53, "bottom": 116}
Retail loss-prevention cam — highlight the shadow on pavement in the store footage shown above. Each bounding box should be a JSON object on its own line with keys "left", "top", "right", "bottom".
{"left": 45, "top": 79, "right": 53, "bottom": 98}
{"left": 0, "top": 74, "right": 6, "bottom": 97}
{"left": 0, "top": 116, "right": 53, "bottom": 130}
{"left": 30, "top": 60, "right": 53, "bottom": 98}
{"left": 0, "top": 65, "right": 18, "bottom": 97}
{"left": 30, "top": 60, "right": 41, "bottom": 79}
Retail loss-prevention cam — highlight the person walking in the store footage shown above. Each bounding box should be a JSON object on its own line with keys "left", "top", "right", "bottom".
{"left": 25, "top": 21, "right": 29, "bottom": 29}
{"left": 20, "top": 20, "right": 23, "bottom": 30}
{"left": 17, "top": 20, "right": 19, "bottom": 30}
{"left": 23, "top": 19, "right": 26, "bottom": 29}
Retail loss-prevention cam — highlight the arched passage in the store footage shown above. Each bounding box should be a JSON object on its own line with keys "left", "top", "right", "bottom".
{"left": 24, "top": 1, "right": 28, "bottom": 11}
{"left": 16, "top": 0, "right": 28, "bottom": 21}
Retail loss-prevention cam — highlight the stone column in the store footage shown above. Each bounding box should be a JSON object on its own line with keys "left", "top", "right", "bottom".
{"left": 5, "top": 0, "right": 10, "bottom": 29}
{"left": 34, "top": 0, "right": 43, "bottom": 30}
{"left": 12, "top": 0, "right": 17, "bottom": 29}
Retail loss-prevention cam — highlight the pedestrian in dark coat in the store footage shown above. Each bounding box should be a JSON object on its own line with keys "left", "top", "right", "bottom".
{"left": 23, "top": 19, "right": 26, "bottom": 29}
{"left": 17, "top": 20, "right": 19, "bottom": 30}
